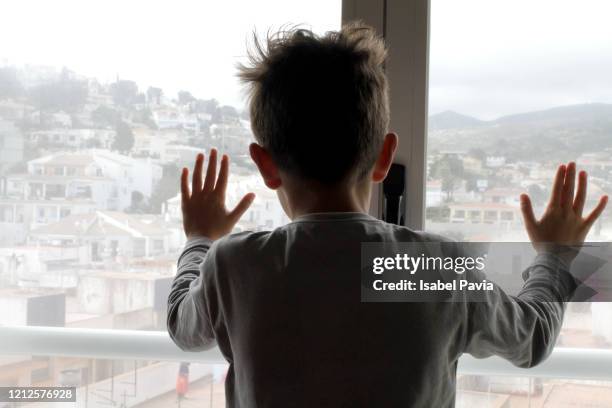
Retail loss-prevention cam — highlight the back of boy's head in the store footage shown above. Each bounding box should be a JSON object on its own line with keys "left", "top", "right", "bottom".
{"left": 238, "top": 22, "right": 389, "bottom": 185}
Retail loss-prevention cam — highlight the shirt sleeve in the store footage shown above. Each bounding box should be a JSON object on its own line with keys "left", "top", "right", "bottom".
{"left": 167, "top": 236, "right": 218, "bottom": 351}
{"left": 464, "top": 252, "right": 578, "bottom": 368}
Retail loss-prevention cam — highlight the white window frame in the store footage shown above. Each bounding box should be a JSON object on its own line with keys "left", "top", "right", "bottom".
{"left": 1, "top": 326, "right": 611, "bottom": 381}
{"left": 343, "top": 0, "right": 429, "bottom": 229}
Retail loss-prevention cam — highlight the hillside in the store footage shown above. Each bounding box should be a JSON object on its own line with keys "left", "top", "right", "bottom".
{"left": 428, "top": 110, "right": 485, "bottom": 131}
{"left": 428, "top": 103, "right": 612, "bottom": 161}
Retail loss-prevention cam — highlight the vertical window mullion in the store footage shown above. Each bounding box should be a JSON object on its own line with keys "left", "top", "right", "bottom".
{"left": 343, "top": 0, "right": 431, "bottom": 227}
{"left": 342, "top": 0, "right": 386, "bottom": 218}
{"left": 385, "top": 0, "right": 430, "bottom": 230}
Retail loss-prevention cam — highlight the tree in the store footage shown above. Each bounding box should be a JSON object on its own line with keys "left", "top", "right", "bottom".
{"left": 0, "top": 67, "right": 23, "bottom": 100}
{"left": 211, "top": 107, "right": 223, "bottom": 124}
{"left": 430, "top": 154, "right": 464, "bottom": 201}
{"left": 112, "top": 121, "right": 135, "bottom": 153}
{"left": 126, "top": 190, "right": 150, "bottom": 213}
{"left": 132, "top": 107, "right": 157, "bottom": 129}
{"left": 193, "top": 98, "right": 218, "bottom": 114}
{"left": 149, "top": 164, "right": 181, "bottom": 213}
{"left": 464, "top": 174, "right": 479, "bottom": 193}
{"left": 220, "top": 105, "right": 238, "bottom": 118}
{"left": 177, "top": 90, "right": 196, "bottom": 105}
{"left": 91, "top": 106, "right": 121, "bottom": 128}
{"left": 147, "top": 86, "right": 163, "bottom": 105}
{"left": 110, "top": 80, "right": 139, "bottom": 107}
{"left": 29, "top": 68, "right": 88, "bottom": 112}
{"left": 441, "top": 175, "right": 458, "bottom": 201}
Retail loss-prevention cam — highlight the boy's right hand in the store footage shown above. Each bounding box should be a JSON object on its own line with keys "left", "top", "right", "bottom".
{"left": 180, "top": 149, "right": 255, "bottom": 241}
{"left": 520, "top": 162, "right": 608, "bottom": 259}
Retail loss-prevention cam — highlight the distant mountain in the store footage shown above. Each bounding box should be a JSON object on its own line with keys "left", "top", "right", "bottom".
{"left": 494, "top": 103, "right": 612, "bottom": 126}
{"left": 428, "top": 103, "right": 612, "bottom": 161}
{"left": 428, "top": 110, "right": 485, "bottom": 131}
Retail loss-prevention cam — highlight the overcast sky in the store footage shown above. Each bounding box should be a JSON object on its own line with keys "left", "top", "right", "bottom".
{"left": 430, "top": 0, "right": 612, "bottom": 119}
{"left": 0, "top": 0, "right": 341, "bottom": 109}
{"left": 1, "top": 0, "right": 611, "bottom": 120}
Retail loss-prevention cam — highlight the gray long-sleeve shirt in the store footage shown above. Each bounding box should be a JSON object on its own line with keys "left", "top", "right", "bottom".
{"left": 167, "top": 212, "right": 577, "bottom": 407}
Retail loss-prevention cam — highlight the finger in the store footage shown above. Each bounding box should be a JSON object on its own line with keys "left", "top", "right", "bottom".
{"left": 215, "top": 154, "right": 229, "bottom": 197}
{"left": 561, "top": 162, "right": 576, "bottom": 209}
{"left": 520, "top": 193, "right": 538, "bottom": 233}
{"left": 573, "top": 170, "right": 588, "bottom": 216}
{"left": 584, "top": 195, "right": 608, "bottom": 229}
{"left": 203, "top": 149, "right": 218, "bottom": 192}
{"left": 181, "top": 167, "right": 190, "bottom": 204}
{"left": 548, "top": 164, "right": 566, "bottom": 208}
{"left": 229, "top": 193, "right": 256, "bottom": 222}
{"left": 192, "top": 153, "right": 204, "bottom": 194}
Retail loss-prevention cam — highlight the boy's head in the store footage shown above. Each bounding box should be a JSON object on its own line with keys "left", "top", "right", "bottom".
{"left": 239, "top": 23, "right": 394, "bottom": 189}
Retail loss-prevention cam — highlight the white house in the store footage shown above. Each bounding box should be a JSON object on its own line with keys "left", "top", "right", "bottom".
{"left": 0, "top": 197, "right": 96, "bottom": 244}
{"left": 448, "top": 202, "right": 522, "bottom": 227}
{"left": 29, "top": 211, "right": 173, "bottom": 262}
{"left": 164, "top": 172, "right": 288, "bottom": 232}
{"left": 485, "top": 156, "right": 506, "bottom": 168}
{"left": 5, "top": 150, "right": 162, "bottom": 211}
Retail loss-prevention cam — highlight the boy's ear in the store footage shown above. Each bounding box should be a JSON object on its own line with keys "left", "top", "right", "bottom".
{"left": 371, "top": 132, "right": 398, "bottom": 183}
{"left": 249, "top": 143, "right": 282, "bottom": 189}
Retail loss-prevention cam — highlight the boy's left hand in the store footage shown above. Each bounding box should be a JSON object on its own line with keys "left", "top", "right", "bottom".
{"left": 181, "top": 149, "right": 255, "bottom": 240}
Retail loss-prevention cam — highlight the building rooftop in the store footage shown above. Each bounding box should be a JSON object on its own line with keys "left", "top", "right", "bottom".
{"left": 27, "top": 149, "right": 153, "bottom": 168}
{"left": 0, "top": 197, "right": 97, "bottom": 205}
{"left": 449, "top": 202, "right": 520, "bottom": 210}
{"left": 5, "top": 173, "right": 112, "bottom": 182}
{"left": 31, "top": 211, "right": 170, "bottom": 237}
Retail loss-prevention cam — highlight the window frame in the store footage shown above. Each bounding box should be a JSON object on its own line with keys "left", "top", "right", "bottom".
{"left": 343, "top": 0, "right": 430, "bottom": 229}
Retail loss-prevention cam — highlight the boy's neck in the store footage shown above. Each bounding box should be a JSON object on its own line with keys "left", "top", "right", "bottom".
{"left": 290, "top": 198, "right": 366, "bottom": 218}
{"left": 280, "top": 178, "right": 372, "bottom": 220}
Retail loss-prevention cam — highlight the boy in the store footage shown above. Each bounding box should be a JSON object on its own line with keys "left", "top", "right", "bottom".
{"left": 167, "top": 24, "right": 608, "bottom": 407}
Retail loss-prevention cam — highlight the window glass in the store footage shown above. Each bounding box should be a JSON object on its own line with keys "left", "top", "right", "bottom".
{"left": 0, "top": 0, "right": 340, "bottom": 401}
{"left": 0, "top": 0, "right": 340, "bottom": 332}
{"left": 428, "top": 0, "right": 612, "bottom": 241}
{"left": 427, "top": 0, "right": 612, "bottom": 403}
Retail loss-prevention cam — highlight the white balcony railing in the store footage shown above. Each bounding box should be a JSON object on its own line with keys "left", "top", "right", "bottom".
{"left": 1, "top": 326, "right": 612, "bottom": 381}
